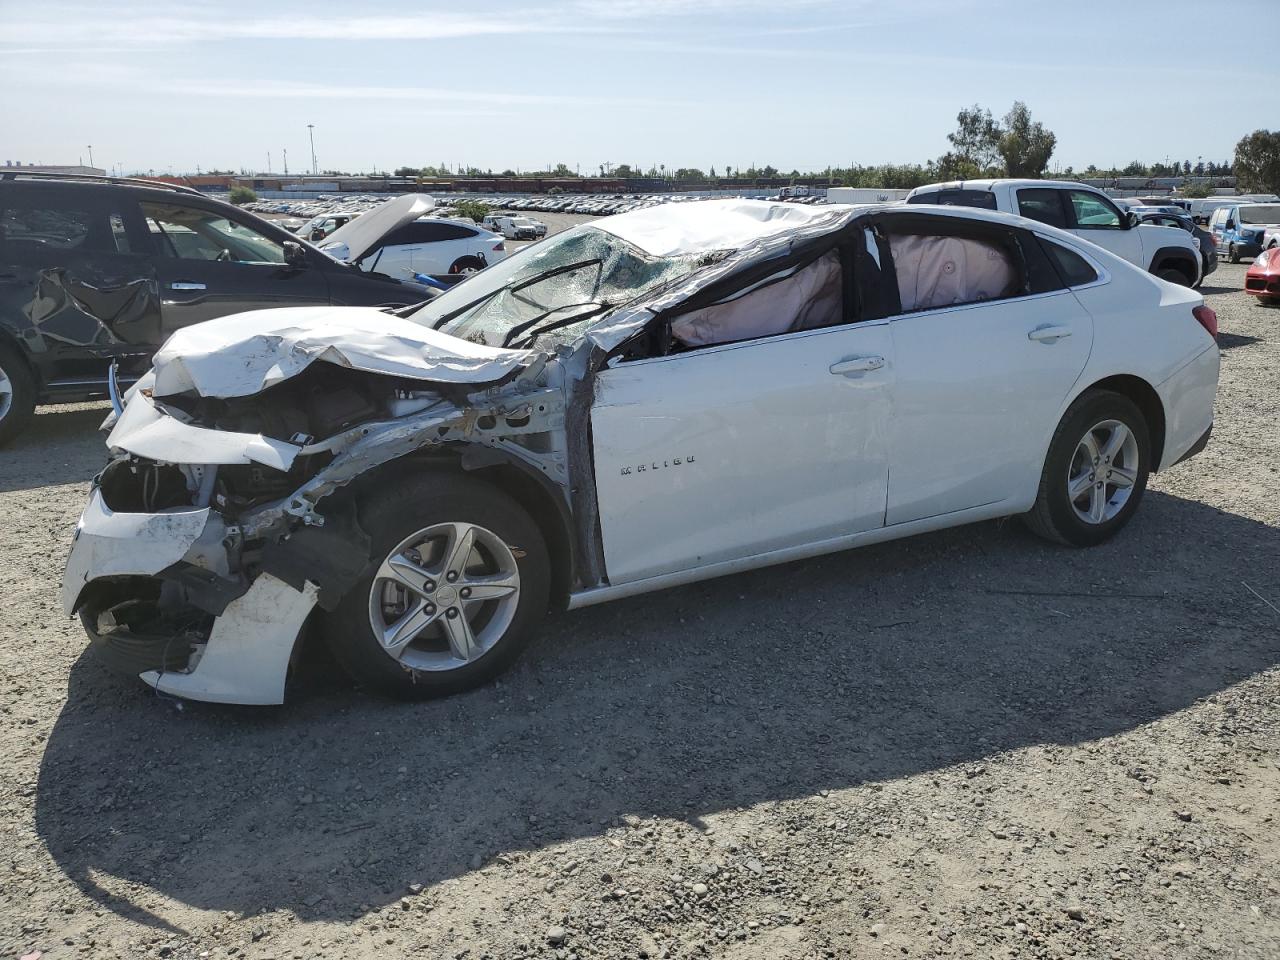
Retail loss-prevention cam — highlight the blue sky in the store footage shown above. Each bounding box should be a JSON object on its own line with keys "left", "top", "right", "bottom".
{"left": 2, "top": 0, "right": 1274, "bottom": 177}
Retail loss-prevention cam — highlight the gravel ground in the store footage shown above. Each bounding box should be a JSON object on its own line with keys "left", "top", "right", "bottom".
{"left": 1, "top": 262, "right": 1277, "bottom": 960}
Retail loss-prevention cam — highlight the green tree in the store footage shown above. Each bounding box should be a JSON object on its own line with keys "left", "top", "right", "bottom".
{"left": 941, "top": 104, "right": 1001, "bottom": 177}
{"left": 228, "top": 184, "right": 257, "bottom": 205}
{"left": 997, "top": 101, "right": 1056, "bottom": 178}
{"left": 1233, "top": 129, "right": 1280, "bottom": 195}
{"left": 1180, "top": 182, "right": 1213, "bottom": 199}
{"left": 450, "top": 200, "right": 492, "bottom": 223}
{"left": 394, "top": 166, "right": 420, "bottom": 177}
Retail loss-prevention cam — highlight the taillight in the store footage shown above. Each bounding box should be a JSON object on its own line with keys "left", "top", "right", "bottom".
{"left": 1192, "top": 304, "right": 1217, "bottom": 339}
{"left": 493, "top": 242, "right": 505, "bottom": 251}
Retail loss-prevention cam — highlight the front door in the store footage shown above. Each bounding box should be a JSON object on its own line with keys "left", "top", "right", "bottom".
{"left": 137, "top": 199, "right": 330, "bottom": 333}
{"left": 1063, "top": 188, "right": 1145, "bottom": 268}
{"left": 591, "top": 321, "right": 894, "bottom": 585}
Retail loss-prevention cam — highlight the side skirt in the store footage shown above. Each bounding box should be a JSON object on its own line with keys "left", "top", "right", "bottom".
{"left": 567, "top": 499, "right": 1018, "bottom": 610}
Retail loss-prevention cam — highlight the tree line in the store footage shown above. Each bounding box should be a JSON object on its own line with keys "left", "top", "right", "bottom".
{"left": 384, "top": 114, "right": 1279, "bottom": 195}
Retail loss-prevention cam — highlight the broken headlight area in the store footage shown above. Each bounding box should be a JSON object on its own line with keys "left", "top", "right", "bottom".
{"left": 156, "top": 361, "right": 449, "bottom": 446}
{"left": 98, "top": 453, "right": 338, "bottom": 517}
{"left": 77, "top": 577, "right": 213, "bottom": 676}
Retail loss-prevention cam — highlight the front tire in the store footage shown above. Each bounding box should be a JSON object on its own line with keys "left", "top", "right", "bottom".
{"left": 1156, "top": 266, "right": 1191, "bottom": 286}
{"left": 1023, "top": 390, "right": 1151, "bottom": 547}
{"left": 320, "top": 472, "right": 550, "bottom": 699}
{"left": 0, "top": 343, "right": 37, "bottom": 448}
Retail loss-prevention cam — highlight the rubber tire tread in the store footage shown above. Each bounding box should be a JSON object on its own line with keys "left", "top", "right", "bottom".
{"left": 320, "top": 471, "right": 550, "bottom": 700}
{"left": 0, "top": 342, "right": 37, "bottom": 448}
{"left": 1023, "top": 389, "right": 1151, "bottom": 547}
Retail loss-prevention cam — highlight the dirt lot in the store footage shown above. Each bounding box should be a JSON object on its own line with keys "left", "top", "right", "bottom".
{"left": 1, "top": 261, "right": 1277, "bottom": 960}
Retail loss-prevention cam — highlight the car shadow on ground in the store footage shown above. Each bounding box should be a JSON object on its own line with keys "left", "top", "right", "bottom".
{"left": 1217, "top": 332, "right": 1263, "bottom": 350}
{"left": 0, "top": 405, "right": 109, "bottom": 494}
{"left": 33, "top": 491, "right": 1280, "bottom": 932}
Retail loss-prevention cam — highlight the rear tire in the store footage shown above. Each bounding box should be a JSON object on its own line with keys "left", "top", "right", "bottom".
{"left": 1156, "top": 266, "right": 1191, "bottom": 286}
{"left": 1023, "top": 390, "right": 1151, "bottom": 547}
{"left": 449, "top": 256, "right": 485, "bottom": 276}
{"left": 320, "top": 472, "right": 550, "bottom": 700}
{"left": 1228, "top": 243, "right": 1241, "bottom": 264}
{"left": 0, "top": 343, "right": 37, "bottom": 448}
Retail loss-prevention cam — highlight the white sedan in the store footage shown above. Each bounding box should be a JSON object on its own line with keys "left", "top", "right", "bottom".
{"left": 63, "top": 200, "right": 1219, "bottom": 704}
{"left": 320, "top": 194, "right": 506, "bottom": 280}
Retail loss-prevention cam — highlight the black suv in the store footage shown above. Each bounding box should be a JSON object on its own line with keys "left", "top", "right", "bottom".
{"left": 0, "top": 174, "right": 435, "bottom": 445}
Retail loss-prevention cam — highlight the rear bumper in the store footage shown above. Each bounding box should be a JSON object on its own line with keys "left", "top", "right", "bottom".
{"left": 1156, "top": 343, "right": 1219, "bottom": 471}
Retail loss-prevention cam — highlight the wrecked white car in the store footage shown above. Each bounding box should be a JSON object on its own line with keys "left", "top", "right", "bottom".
{"left": 62, "top": 199, "right": 1219, "bottom": 704}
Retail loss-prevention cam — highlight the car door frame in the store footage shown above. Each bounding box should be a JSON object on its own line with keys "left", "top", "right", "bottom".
{"left": 133, "top": 193, "right": 332, "bottom": 333}
{"left": 865, "top": 210, "right": 1096, "bottom": 525}
{"left": 585, "top": 222, "right": 900, "bottom": 586}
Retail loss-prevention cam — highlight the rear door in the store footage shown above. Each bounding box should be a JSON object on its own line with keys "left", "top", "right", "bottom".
{"left": 136, "top": 198, "right": 330, "bottom": 333}
{"left": 875, "top": 213, "right": 1094, "bottom": 524}
{"left": 0, "top": 182, "right": 161, "bottom": 384}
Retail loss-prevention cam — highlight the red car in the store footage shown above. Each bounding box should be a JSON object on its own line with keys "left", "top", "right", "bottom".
{"left": 1246, "top": 247, "right": 1280, "bottom": 305}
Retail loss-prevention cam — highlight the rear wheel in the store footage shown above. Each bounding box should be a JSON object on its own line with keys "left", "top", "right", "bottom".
{"left": 1023, "top": 390, "right": 1151, "bottom": 547}
{"left": 320, "top": 473, "right": 550, "bottom": 699}
{"left": 0, "top": 343, "right": 37, "bottom": 448}
{"left": 449, "top": 256, "right": 485, "bottom": 276}
{"left": 1156, "top": 266, "right": 1191, "bottom": 286}
{"left": 1228, "top": 243, "right": 1242, "bottom": 264}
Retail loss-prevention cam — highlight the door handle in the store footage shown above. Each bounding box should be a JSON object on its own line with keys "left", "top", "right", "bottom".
{"left": 829, "top": 355, "right": 885, "bottom": 376}
{"left": 168, "top": 281, "right": 207, "bottom": 291}
{"left": 1027, "top": 325, "right": 1072, "bottom": 343}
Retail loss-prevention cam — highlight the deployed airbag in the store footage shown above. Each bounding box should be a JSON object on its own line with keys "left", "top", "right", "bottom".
{"left": 595, "top": 198, "right": 839, "bottom": 258}
{"left": 671, "top": 251, "right": 842, "bottom": 346}
{"left": 890, "top": 234, "right": 1016, "bottom": 312}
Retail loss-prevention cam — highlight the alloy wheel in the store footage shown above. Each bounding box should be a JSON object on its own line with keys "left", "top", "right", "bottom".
{"left": 1067, "top": 419, "right": 1139, "bottom": 525}
{"left": 367, "top": 521, "right": 521, "bottom": 671}
{"left": 0, "top": 365, "right": 12, "bottom": 421}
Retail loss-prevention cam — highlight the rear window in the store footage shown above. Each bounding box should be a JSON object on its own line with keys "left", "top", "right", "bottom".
{"left": 907, "top": 189, "right": 998, "bottom": 210}
{"left": 1039, "top": 238, "right": 1098, "bottom": 287}
{"left": 385, "top": 221, "right": 480, "bottom": 245}
{"left": 1, "top": 203, "right": 96, "bottom": 250}
{"left": 1017, "top": 189, "right": 1068, "bottom": 229}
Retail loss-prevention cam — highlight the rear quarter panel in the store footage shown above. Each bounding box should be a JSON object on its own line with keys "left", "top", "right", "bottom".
{"left": 1064, "top": 250, "right": 1216, "bottom": 468}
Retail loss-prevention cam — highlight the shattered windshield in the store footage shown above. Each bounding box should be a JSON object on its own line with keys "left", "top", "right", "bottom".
{"left": 405, "top": 225, "right": 707, "bottom": 348}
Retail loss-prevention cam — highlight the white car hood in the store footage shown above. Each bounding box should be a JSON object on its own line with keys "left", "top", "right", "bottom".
{"left": 592, "top": 198, "right": 842, "bottom": 257}
{"left": 319, "top": 194, "right": 435, "bottom": 263}
{"left": 150, "top": 306, "right": 534, "bottom": 400}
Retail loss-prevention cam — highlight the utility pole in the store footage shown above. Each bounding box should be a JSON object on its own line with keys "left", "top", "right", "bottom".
{"left": 307, "top": 124, "right": 317, "bottom": 176}
{"left": 283, "top": 148, "right": 289, "bottom": 176}
{"left": 267, "top": 152, "right": 272, "bottom": 174}
{"left": 87, "top": 145, "right": 94, "bottom": 168}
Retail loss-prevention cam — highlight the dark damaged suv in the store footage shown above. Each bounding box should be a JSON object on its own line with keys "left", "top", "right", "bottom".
{"left": 0, "top": 174, "right": 435, "bottom": 445}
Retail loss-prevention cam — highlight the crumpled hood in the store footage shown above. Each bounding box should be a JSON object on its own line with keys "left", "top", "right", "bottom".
{"left": 150, "top": 305, "right": 534, "bottom": 399}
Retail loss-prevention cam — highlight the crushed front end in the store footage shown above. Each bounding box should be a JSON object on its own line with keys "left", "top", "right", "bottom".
{"left": 62, "top": 307, "right": 568, "bottom": 704}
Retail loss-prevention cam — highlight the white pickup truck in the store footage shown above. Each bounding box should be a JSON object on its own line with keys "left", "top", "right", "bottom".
{"left": 906, "top": 179, "right": 1204, "bottom": 287}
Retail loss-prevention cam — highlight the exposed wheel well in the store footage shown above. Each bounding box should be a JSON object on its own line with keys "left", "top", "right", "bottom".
{"left": 1080, "top": 375, "right": 1166, "bottom": 470}
{"left": 333, "top": 450, "right": 575, "bottom": 610}
{"left": 1151, "top": 256, "right": 1196, "bottom": 285}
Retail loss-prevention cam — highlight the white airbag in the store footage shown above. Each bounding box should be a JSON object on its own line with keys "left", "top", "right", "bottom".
{"left": 671, "top": 251, "right": 842, "bottom": 346}
{"left": 889, "top": 234, "right": 1016, "bottom": 312}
